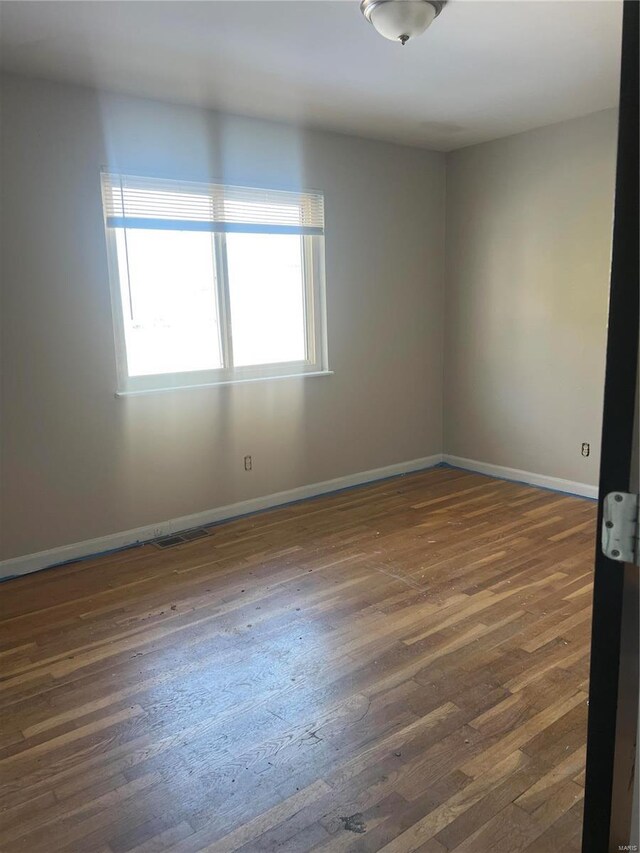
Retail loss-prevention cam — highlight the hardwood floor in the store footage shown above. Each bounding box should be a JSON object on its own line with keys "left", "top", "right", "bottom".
{"left": 0, "top": 467, "right": 596, "bottom": 852}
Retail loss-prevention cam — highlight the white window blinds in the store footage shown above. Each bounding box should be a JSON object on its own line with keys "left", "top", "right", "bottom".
{"left": 101, "top": 172, "right": 325, "bottom": 236}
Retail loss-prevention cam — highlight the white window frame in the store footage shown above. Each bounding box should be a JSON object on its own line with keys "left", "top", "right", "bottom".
{"left": 101, "top": 172, "right": 329, "bottom": 395}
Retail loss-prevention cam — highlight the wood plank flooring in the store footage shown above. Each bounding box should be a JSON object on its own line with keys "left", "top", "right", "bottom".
{"left": 0, "top": 467, "right": 596, "bottom": 852}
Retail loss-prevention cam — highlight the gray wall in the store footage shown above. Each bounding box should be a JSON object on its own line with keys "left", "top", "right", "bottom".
{"left": 0, "top": 74, "right": 446, "bottom": 560}
{"left": 0, "top": 74, "right": 619, "bottom": 563}
{"left": 444, "top": 109, "right": 618, "bottom": 486}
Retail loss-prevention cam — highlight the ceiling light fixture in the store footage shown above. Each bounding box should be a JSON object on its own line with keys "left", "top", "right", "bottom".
{"left": 360, "top": 0, "right": 446, "bottom": 45}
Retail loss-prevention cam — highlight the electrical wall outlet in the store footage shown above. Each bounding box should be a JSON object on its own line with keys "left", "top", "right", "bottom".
{"left": 244, "top": 455, "right": 253, "bottom": 471}
{"left": 581, "top": 442, "right": 590, "bottom": 457}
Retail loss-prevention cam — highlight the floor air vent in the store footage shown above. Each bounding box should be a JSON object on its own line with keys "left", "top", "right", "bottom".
{"left": 153, "top": 527, "right": 212, "bottom": 549}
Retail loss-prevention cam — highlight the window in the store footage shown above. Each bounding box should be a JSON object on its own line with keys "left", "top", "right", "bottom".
{"left": 101, "top": 172, "right": 328, "bottom": 394}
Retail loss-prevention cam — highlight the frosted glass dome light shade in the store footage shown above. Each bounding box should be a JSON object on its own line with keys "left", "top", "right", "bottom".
{"left": 360, "top": 0, "right": 445, "bottom": 45}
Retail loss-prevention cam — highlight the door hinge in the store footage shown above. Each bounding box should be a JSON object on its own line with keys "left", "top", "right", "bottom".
{"left": 602, "top": 492, "right": 639, "bottom": 566}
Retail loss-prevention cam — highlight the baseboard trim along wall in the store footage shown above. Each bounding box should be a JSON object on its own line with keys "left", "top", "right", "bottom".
{"left": 1, "top": 453, "right": 599, "bottom": 581}
{"left": 443, "top": 454, "right": 599, "bottom": 500}
{"left": 0, "top": 454, "right": 445, "bottom": 581}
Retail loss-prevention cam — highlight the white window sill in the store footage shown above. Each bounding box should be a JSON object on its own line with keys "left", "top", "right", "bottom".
{"left": 115, "top": 370, "right": 334, "bottom": 397}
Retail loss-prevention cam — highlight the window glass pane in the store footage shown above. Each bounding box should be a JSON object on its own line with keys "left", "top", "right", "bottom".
{"left": 115, "top": 229, "right": 222, "bottom": 376}
{"left": 226, "top": 233, "right": 306, "bottom": 367}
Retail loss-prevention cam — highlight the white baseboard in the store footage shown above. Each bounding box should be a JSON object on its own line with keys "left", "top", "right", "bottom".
{"left": 1, "top": 452, "right": 598, "bottom": 582}
{"left": 443, "top": 454, "right": 599, "bottom": 500}
{"left": 0, "top": 454, "right": 444, "bottom": 581}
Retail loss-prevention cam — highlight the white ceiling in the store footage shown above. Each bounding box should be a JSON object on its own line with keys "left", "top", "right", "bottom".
{"left": 0, "top": 0, "right": 622, "bottom": 150}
